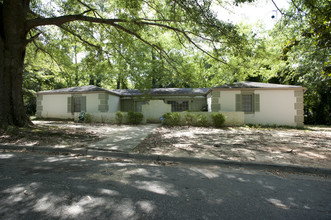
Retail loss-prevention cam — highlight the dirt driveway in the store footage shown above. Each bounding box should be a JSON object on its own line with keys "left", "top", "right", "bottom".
{"left": 0, "top": 121, "right": 158, "bottom": 150}
{"left": 134, "top": 126, "right": 331, "bottom": 169}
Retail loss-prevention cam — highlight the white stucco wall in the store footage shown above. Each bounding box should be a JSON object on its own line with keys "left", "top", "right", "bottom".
{"left": 41, "top": 94, "right": 73, "bottom": 119}
{"left": 142, "top": 100, "right": 172, "bottom": 122}
{"left": 245, "top": 90, "right": 296, "bottom": 126}
{"left": 211, "top": 89, "right": 297, "bottom": 126}
{"left": 85, "top": 93, "right": 120, "bottom": 113}
{"left": 41, "top": 92, "right": 120, "bottom": 119}
{"left": 108, "top": 94, "right": 120, "bottom": 112}
{"left": 207, "top": 93, "right": 212, "bottom": 112}
{"left": 85, "top": 93, "right": 99, "bottom": 112}
{"left": 218, "top": 90, "right": 240, "bottom": 112}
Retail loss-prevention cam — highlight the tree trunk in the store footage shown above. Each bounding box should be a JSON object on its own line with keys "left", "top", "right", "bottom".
{"left": 0, "top": 0, "right": 31, "bottom": 127}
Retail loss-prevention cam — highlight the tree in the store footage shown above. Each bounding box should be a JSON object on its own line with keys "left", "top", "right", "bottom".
{"left": 0, "top": 0, "right": 251, "bottom": 127}
{"left": 269, "top": 0, "right": 331, "bottom": 124}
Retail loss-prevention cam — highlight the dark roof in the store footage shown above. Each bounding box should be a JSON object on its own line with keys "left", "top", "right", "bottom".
{"left": 114, "top": 88, "right": 210, "bottom": 96}
{"left": 38, "top": 86, "right": 210, "bottom": 96}
{"left": 38, "top": 82, "right": 302, "bottom": 96}
{"left": 149, "top": 88, "right": 209, "bottom": 96}
{"left": 38, "top": 85, "right": 112, "bottom": 94}
{"left": 213, "top": 81, "right": 303, "bottom": 89}
{"left": 111, "top": 89, "right": 142, "bottom": 96}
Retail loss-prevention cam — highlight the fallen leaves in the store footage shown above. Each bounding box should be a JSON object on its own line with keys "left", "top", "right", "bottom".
{"left": 134, "top": 126, "right": 331, "bottom": 169}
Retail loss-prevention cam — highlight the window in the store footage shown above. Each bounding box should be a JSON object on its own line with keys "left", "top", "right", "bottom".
{"left": 73, "top": 97, "right": 82, "bottom": 112}
{"left": 167, "top": 101, "right": 189, "bottom": 112}
{"left": 67, "top": 96, "right": 86, "bottom": 113}
{"left": 236, "top": 93, "right": 260, "bottom": 114}
{"left": 242, "top": 94, "right": 253, "bottom": 113}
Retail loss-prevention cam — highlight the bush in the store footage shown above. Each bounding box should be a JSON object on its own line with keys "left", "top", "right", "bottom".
{"left": 84, "top": 113, "right": 92, "bottom": 123}
{"left": 184, "top": 113, "right": 196, "bottom": 126}
{"left": 162, "top": 112, "right": 181, "bottom": 126}
{"left": 115, "top": 111, "right": 125, "bottom": 125}
{"left": 212, "top": 113, "right": 226, "bottom": 128}
{"left": 195, "top": 114, "right": 209, "bottom": 127}
{"left": 127, "top": 111, "right": 143, "bottom": 125}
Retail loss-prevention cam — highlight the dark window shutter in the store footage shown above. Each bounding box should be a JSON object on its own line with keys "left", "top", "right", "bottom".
{"left": 254, "top": 94, "right": 260, "bottom": 112}
{"left": 81, "top": 96, "right": 86, "bottom": 112}
{"left": 235, "top": 94, "right": 242, "bottom": 111}
{"left": 67, "top": 97, "right": 72, "bottom": 113}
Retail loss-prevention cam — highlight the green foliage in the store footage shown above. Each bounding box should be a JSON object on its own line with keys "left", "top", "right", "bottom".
{"left": 195, "top": 114, "right": 209, "bottom": 127}
{"left": 127, "top": 111, "right": 143, "bottom": 125}
{"left": 21, "top": 0, "right": 253, "bottom": 101}
{"left": 184, "top": 113, "right": 196, "bottom": 126}
{"left": 84, "top": 113, "right": 92, "bottom": 123}
{"left": 18, "top": 0, "right": 330, "bottom": 126}
{"left": 162, "top": 112, "right": 181, "bottom": 126}
{"left": 115, "top": 111, "right": 125, "bottom": 125}
{"left": 268, "top": 0, "right": 331, "bottom": 125}
{"left": 212, "top": 113, "right": 226, "bottom": 128}
{"left": 23, "top": 89, "right": 36, "bottom": 116}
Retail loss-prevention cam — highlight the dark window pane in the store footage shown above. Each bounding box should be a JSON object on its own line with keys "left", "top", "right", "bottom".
{"left": 74, "top": 97, "right": 82, "bottom": 112}
{"left": 242, "top": 95, "right": 252, "bottom": 113}
{"left": 167, "top": 101, "right": 189, "bottom": 112}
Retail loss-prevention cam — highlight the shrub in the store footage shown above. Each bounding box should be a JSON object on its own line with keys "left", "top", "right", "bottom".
{"left": 184, "top": 113, "right": 196, "bottom": 126}
{"left": 127, "top": 111, "right": 143, "bottom": 125}
{"left": 162, "top": 112, "right": 181, "bottom": 126}
{"left": 115, "top": 111, "right": 125, "bottom": 125}
{"left": 84, "top": 113, "right": 92, "bottom": 123}
{"left": 212, "top": 113, "right": 226, "bottom": 128}
{"left": 195, "top": 114, "right": 209, "bottom": 127}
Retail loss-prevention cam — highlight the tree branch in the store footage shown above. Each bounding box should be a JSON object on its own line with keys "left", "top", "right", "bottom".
{"left": 31, "top": 40, "right": 65, "bottom": 73}
{"left": 25, "top": 10, "right": 226, "bottom": 64}
{"left": 25, "top": 32, "right": 41, "bottom": 45}
{"left": 59, "top": 25, "right": 101, "bottom": 50}
{"left": 271, "top": 0, "right": 284, "bottom": 15}
{"left": 181, "top": 31, "right": 226, "bottom": 64}
{"left": 26, "top": 15, "right": 124, "bottom": 31}
{"left": 76, "top": 0, "right": 92, "bottom": 9}
{"left": 133, "top": 20, "right": 226, "bottom": 63}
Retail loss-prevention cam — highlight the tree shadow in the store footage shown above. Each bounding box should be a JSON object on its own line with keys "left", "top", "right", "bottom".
{"left": 0, "top": 152, "right": 330, "bottom": 219}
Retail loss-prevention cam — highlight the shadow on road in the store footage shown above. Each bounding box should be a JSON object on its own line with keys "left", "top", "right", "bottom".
{"left": 0, "top": 152, "right": 330, "bottom": 219}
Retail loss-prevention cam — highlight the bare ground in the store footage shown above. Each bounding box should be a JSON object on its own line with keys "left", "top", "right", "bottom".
{"left": 134, "top": 126, "right": 331, "bottom": 169}
{"left": 1, "top": 121, "right": 330, "bottom": 169}
{"left": 0, "top": 121, "right": 107, "bottom": 148}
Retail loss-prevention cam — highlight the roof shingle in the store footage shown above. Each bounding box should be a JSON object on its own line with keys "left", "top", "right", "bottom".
{"left": 213, "top": 81, "right": 303, "bottom": 89}
{"left": 38, "top": 86, "right": 210, "bottom": 96}
{"left": 38, "top": 85, "right": 110, "bottom": 94}
{"left": 37, "top": 82, "right": 303, "bottom": 96}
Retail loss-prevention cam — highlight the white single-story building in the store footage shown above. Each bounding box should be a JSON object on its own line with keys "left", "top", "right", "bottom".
{"left": 207, "top": 82, "right": 305, "bottom": 127}
{"left": 36, "top": 81, "right": 305, "bottom": 127}
{"left": 36, "top": 86, "right": 121, "bottom": 119}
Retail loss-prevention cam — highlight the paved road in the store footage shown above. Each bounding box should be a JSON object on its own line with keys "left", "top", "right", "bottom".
{"left": 0, "top": 152, "right": 330, "bottom": 220}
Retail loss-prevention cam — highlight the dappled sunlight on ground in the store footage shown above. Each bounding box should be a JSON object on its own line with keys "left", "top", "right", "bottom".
{"left": 0, "top": 153, "right": 15, "bottom": 159}
{"left": 1, "top": 152, "right": 330, "bottom": 219}
{"left": 134, "top": 180, "right": 179, "bottom": 196}
{"left": 0, "top": 121, "right": 102, "bottom": 148}
{"left": 135, "top": 126, "right": 331, "bottom": 169}
{"left": 266, "top": 198, "right": 290, "bottom": 210}
{"left": 189, "top": 167, "right": 220, "bottom": 179}
{"left": 1, "top": 121, "right": 159, "bottom": 154}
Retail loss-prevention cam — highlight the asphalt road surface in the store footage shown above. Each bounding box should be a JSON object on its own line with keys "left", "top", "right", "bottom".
{"left": 0, "top": 152, "right": 330, "bottom": 220}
